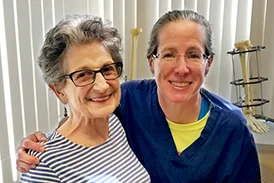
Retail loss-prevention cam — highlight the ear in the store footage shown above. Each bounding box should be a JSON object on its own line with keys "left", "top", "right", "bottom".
{"left": 148, "top": 56, "right": 155, "bottom": 74}
{"left": 205, "top": 55, "right": 214, "bottom": 76}
{"left": 49, "top": 84, "right": 68, "bottom": 104}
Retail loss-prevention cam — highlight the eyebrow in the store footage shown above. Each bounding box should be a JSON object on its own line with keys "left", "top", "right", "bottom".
{"left": 73, "top": 61, "right": 114, "bottom": 72}
{"left": 185, "top": 46, "right": 203, "bottom": 52}
{"left": 158, "top": 47, "right": 177, "bottom": 53}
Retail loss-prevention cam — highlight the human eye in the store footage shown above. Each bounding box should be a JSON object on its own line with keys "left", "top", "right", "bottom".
{"left": 102, "top": 64, "right": 117, "bottom": 75}
{"left": 74, "top": 70, "right": 94, "bottom": 81}
{"left": 161, "top": 52, "right": 176, "bottom": 61}
{"left": 187, "top": 52, "right": 201, "bottom": 60}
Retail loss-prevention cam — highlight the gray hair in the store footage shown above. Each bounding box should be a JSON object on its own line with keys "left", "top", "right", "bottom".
{"left": 146, "top": 10, "right": 214, "bottom": 58}
{"left": 38, "top": 14, "right": 123, "bottom": 86}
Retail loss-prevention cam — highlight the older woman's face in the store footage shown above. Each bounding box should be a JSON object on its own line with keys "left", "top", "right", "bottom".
{"left": 149, "top": 20, "right": 212, "bottom": 106}
{"left": 59, "top": 41, "right": 121, "bottom": 119}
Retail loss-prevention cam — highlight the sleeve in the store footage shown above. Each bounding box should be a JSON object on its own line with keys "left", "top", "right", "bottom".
{"left": 229, "top": 134, "right": 261, "bottom": 183}
{"left": 19, "top": 161, "right": 61, "bottom": 183}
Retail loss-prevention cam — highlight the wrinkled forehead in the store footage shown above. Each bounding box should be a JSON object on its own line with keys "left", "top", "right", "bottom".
{"left": 63, "top": 41, "right": 113, "bottom": 72}
{"left": 156, "top": 20, "right": 206, "bottom": 53}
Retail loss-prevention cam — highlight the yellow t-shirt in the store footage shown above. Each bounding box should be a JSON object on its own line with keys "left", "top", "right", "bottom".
{"left": 167, "top": 111, "right": 210, "bottom": 155}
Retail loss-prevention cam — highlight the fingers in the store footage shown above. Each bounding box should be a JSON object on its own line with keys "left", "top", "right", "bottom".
{"left": 16, "top": 134, "right": 44, "bottom": 167}
{"left": 31, "top": 131, "right": 47, "bottom": 143}
{"left": 20, "top": 132, "right": 47, "bottom": 152}
{"left": 17, "top": 147, "right": 40, "bottom": 164}
{"left": 16, "top": 166, "right": 28, "bottom": 173}
{"left": 16, "top": 159, "right": 36, "bottom": 173}
{"left": 20, "top": 139, "right": 45, "bottom": 152}
{"left": 16, "top": 131, "right": 47, "bottom": 173}
{"left": 16, "top": 148, "right": 39, "bottom": 173}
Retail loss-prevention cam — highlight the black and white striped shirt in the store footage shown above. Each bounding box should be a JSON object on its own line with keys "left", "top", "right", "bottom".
{"left": 20, "top": 114, "right": 150, "bottom": 183}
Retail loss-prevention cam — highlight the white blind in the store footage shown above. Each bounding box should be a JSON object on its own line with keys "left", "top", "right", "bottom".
{"left": 1, "top": 0, "right": 273, "bottom": 182}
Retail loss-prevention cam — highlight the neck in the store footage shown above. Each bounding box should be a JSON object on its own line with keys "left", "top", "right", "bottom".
{"left": 57, "top": 113, "right": 109, "bottom": 147}
{"left": 160, "top": 93, "right": 201, "bottom": 124}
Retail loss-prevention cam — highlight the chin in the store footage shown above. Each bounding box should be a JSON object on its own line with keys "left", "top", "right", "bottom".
{"left": 90, "top": 105, "right": 116, "bottom": 118}
{"left": 167, "top": 93, "right": 190, "bottom": 103}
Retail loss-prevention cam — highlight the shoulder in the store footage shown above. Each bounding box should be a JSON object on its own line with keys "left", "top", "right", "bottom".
{"left": 201, "top": 89, "right": 251, "bottom": 136}
{"left": 201, "top": 88, "right": 245, "bottom": 120}
{"left": 28, "top": 130, "right": 70, "bottom": 158}
{"left": 201, "top": 90, "right": 256, "bottom": 151}
{"left": 21, "top": 132, "right": 61, "bottom": 183}
{"left": 121, "top": 79, "right": 156, "bottom": 91}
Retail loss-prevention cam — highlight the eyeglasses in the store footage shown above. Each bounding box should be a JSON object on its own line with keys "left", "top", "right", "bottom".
{"left": 152, "top": 52, "right": 210, "bottom": 64}
{"left": 63, "top": 62, "right": 123, "bottom": 87}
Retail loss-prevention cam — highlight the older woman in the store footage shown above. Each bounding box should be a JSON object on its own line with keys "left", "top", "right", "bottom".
{"left": 19, "top": 14, "right": 150, "bottom": 183}
{"left": 18, "top": 10, "right": 260, "bottom": 182}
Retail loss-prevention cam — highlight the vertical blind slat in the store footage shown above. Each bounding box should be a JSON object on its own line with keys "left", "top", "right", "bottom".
{"left": 0, "top": 1, "right": 12, "bottom": 182}
{"left": 197, "top": 0, "right": 210, "bottom": 20}
{"left": 171, "top": 0, "right": 184, "bottom": 10}
{"left": 64, "top": 0, "right": 88, "bottom": 15}
{"left": 0, "top": 155, "right": 3, "bottom": 183}
{"left": 235, "top": 0, "right": 253, "bottom": 42}
{"left": 250, "top": 0, "right": 266, "bottom": 46}
{"left": 54, "top": 0, "right": 65, "bottom": 25}
{"left": 113, "top": 0, "right": 125, "bottom": 61}
{"left": 104, "top": 0, "right": 113, "bottom": 22}
{"left": 184, "top": 0, "right": 197, "bottom": 11}
{"left": 124, "top": 0, "right": 136, "bottom": 80}
{"left": 1, "top": 0, "right": 24, "bottom": 181}
{"left": 205, "top": 0, "right": 225, "bottom": 93}
{"left": 136, "top": 0, "right": 159, "bottom": 79}
{"left": 217, "top": 0, "right": 238, "bottom": 101}
{"left": 113, "top": 0, "right": 126, "bottom": 80}
{"left": 16, "top": 0, "right": 37, "bottom": 135}
{"left": 30, "top": 0, "right": 51, "bottom": 133}
{"left": 1, "top": 159, "right": 13, "bottom": 182}
{"left": 248, "top": 0, "right": 262, "bottom": 104}
{"left": 260, "top": 0, "right": 274, "bottom": 118}
{"left": 2, "top": 0, "right": 24, "bottom": 149}
{"left": 0, "top": 43, "right": 13, "bottom": 182}
{"left": 0, "top": 39, "right": 9, "bottom": 166}
{"left": 42, "top": 0, "right": 54, "bottom": 38}
{"left": 88, "top": 0, "right": 104, "bottom": 18}
{"left": 159, "top": 0, "right": 171, "bottom": 17}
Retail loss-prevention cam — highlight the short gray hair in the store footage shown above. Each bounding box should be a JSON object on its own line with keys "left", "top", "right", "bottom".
{"left": 38, "top": 14, "right": 123, "bottom": 86}
{"left": 146, "top": 10, "right": 214, "bottom": 58}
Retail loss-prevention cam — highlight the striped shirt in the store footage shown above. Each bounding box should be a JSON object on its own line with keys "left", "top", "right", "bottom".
{"left": 20, "top": 114, "right": 150, "bottom": 183}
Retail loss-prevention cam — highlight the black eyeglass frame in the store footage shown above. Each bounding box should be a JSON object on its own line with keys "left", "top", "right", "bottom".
{"left": 63, "top": 62, "right": 123, "bottom": 87}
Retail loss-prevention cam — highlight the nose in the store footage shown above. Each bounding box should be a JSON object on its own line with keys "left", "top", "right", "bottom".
{"left": 174, "top": 55, "right": 190, "bottom": 75}
{"left": 92, "top": 73, "right": 109, "bottom": 93}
